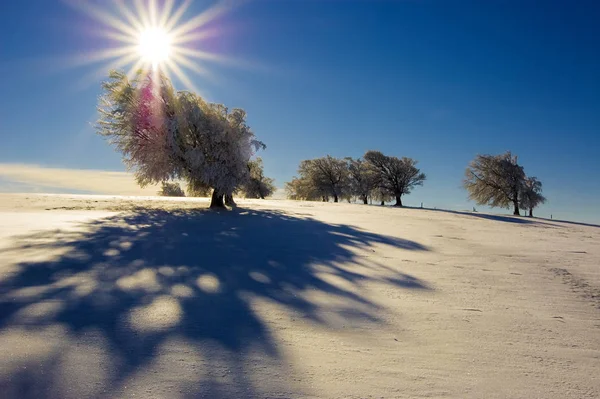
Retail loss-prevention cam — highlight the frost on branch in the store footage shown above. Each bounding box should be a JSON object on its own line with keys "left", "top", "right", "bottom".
{"left": 96, "top": 70, "right": 265, "bottom": 208}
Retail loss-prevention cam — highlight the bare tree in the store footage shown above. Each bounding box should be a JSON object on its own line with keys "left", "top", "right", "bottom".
{"left": 364, "top": 151, "right": 426, "bottom": 207}
{"left": 463, "top": 152, "right": 525, "bottom": 215}
{"left": 346, "top": 157, "right": 379, "bottom": 204}
{"left": 298, "top": 156, "right": 348, "bottom": 203}
{"left": 519, "top": 177, "right": 546, "bottom": 217}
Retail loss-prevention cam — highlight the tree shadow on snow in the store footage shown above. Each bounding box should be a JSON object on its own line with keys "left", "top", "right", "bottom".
{"left": 421, "top": 207, "right": 599, "bottom": 228}
{"left": 403, "top": 206, "right": 543, "bottom": 225}
{"left": 0, "top": 208, "right": 430, "bottom": 399}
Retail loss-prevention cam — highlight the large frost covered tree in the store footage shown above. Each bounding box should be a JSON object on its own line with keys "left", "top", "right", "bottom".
{"left": 96, "top": 70, "right": 264, "bottom": 208}
{"left": 463, "top": 152, "right": 526, "bottom": 215}
{"left": 519, "top": 177, "right": 546, "bottom": 217}
{"left": 364, "top": 151, "right": 426, "bottom": 207}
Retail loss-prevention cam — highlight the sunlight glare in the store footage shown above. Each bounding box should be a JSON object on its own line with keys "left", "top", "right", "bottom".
{"left": 138, "top": 27, "right": 172, "bottom": 67}
{"left": 64, "top": 0, "right": 253, "bottom": 92}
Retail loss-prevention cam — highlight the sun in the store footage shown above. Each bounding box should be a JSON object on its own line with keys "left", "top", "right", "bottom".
{"left": 65, "top": 0, "right": 247, "bottom": 94}
{"left": 137, "top": 27, "right": 172, "bottom": 67}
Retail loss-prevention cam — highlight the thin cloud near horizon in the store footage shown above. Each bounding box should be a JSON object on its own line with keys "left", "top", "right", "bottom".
{"left": 0, "top": 163, "right": 288, "bottom": 198}
{"left": 0, "top": 163, "right": 158, "bottom": 196}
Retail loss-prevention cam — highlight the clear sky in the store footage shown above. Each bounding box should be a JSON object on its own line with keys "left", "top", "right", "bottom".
{"left": 1, "top": 0, "right": 599, "bottom": 222}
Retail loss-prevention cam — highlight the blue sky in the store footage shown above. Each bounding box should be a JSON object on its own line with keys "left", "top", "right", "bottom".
{"left": 0, "top": 0, "right": 599, "bottom": 222}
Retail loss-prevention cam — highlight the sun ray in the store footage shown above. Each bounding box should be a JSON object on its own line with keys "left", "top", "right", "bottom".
{"left": 113, "top": 0, "right": 145, "bottom": 32}
{"left": 133, "top": 0, "right": 152, "bottom": 28}
{"left": 164, "top": 0, "right": 193, "bottom": 32}
{"left": 169, "top": 1, "right": 234, "bottom": 38}
{"left": 125, "top": 59, "right": 147, "bottom": 81}
{"left": 172, "top": 46, "right": 233, "bottom": 64}
{"left": 159, "top": 0, "right": 177, "bottom": 28}
{"left": 68, "top": 46, "right": 139, "bottom": 67}
{"left": 66, "top": 0, "right": 138, "bottom": 38}
{"left": 74, "top": 52, "right": 141, "bottom": 90}
{"left": 148, "top": 0, "right": 159, "bottom": 27}
{"left": 171, "top": 28, "right": 219, "bottom": 45}
{"left": 98, "top": 29, "right": 139, "bottom": 45}
{"left": 166, "top": 60, "right": 203, "bottom": 96}
{"left": 171, "top": 53, "right": 212, "bottom": 78}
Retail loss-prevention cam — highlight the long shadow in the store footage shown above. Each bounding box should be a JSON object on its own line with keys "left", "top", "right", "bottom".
{"left": 400, "top": 205, "right": 544, "bottom": 225}
{"left": 536, "top": 217, "right": 600, "bottom": 229}
{"left": 418, "top": 207, "right": 600, "bottom": 228}
{"left": 0, "top": 208, "right": 429, "bottom": 398}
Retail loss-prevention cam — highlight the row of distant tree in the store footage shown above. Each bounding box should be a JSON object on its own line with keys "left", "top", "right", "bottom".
{"left": 285, "top": 151, "right": 545, "bottom": 217}
{"left": 285, "top": 152, "right": 426, "bottom": 206}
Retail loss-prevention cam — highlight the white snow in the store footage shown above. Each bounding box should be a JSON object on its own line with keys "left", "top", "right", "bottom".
{"left": 0, "top": 193, "right": 598, "bottom": 398}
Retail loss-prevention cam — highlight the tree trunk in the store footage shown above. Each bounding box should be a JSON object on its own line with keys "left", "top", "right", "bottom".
{"left": 529, "top": 208, "right": 533, "bottom": 217}
{"left": 394, "top": 195, "right": 403, "bottom": 207}
{"left": 225, "top": 194, "right": 236, "bottom": 207}
{"left": 333, "top": 194, "right": 338, "bottom": 203}
{"left": 380, "top": 200, "right": 385, "bottom": 206}
{"left": 363, "top": 196, "right": 368, "bottom": 205}
{"left": 210, "top": 190, "right": 225, "bottom": 209}
{"left": 513, "top": 199, "right": 520, "bottom": 216}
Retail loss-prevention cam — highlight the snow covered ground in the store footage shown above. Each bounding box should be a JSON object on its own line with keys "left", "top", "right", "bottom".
{"left": 0, "top": 193, "right": 598, "bottom": 398}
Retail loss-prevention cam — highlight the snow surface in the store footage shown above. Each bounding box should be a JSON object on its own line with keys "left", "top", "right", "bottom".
{"left": 0, "top": 193, "right": 599, "bottom": 398}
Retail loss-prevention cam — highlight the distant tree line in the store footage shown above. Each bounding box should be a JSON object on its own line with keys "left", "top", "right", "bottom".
{"left": 285, "top": 151, "right": 426, "bottom": 207}
{"left": 285, "top": 150, "right": 547, "bottom": 217}
{"left": 464, "top": 151, "right": 546, "bottom": 217}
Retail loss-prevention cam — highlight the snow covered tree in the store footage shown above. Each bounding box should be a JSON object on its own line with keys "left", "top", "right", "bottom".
{"left": 364, "top": 151, "right": 426, "bottom": 207}
{"left": 297, "top": 156, "right": 349, "bottom": 203}
{"left": 170, "top": 93, "right": 265, "bottom": 208}
{"left": 242, "top": 158, "right": 276, "bottom": 199}
{"left": 96, "top": 70, "right": 265, "bottom": 209}
{"left": 158, "top": 181, "right": 185, "bottom": 197}
{"left": 346, "top": 157, "right": 379, "bottom": 204}
{"left": 463, "top": 152, "right": 525, "bottom": 215}
{"left": 519, "top": 177, "right": 546, "bottom": 217}
{"left": 96, "top": 70, "right": 179, "bottom": 186}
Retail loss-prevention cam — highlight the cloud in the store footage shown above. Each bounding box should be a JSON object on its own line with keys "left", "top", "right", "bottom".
{"left": 0, "top": 164, "right": 159, "bottom": 196}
